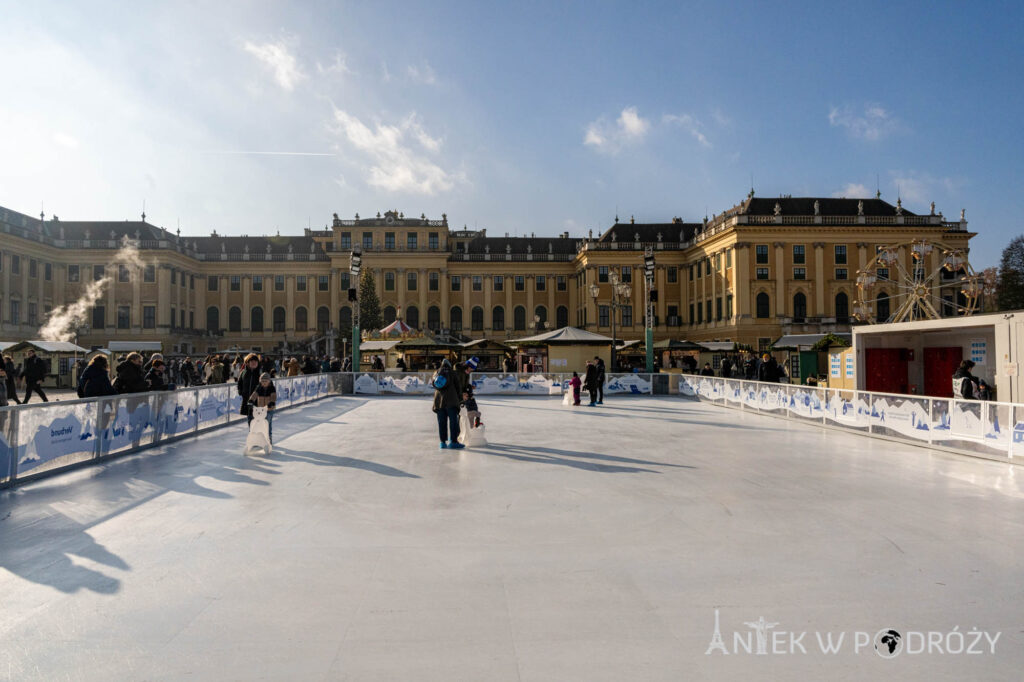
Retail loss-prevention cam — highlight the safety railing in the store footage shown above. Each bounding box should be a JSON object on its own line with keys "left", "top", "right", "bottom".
{"left": 0, "top": 372, "right": 658, "bottom": 489}
{"left": 676, "top": 375, "right": 1023, "bottom": 463}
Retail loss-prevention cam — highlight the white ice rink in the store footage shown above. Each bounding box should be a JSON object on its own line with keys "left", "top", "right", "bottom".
{"left": 1, "top": 395, "right": 1023, "bottom": 680}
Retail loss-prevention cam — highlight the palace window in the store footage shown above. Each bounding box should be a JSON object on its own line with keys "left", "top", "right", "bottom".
{"left": 622, "top": 305, "right": 632, "bottom": 327}
{"left": 793, "top": 293, "right": 807, "bottom": 321}
{"left": 835, "top": 268, "right": 848, "bottom": 280}
{"left": 11, "top": 255, "right": 21, "bottom": 274}
{"left": 598, "top": 266, "right": 609, "bottom": 283}
{"left": 834, "top": 245, "right": 847, "bottom": 264}
{"left": 208, "top": 275, "right": 218, "bottom": 291}
{"left": 515, "top": 275, "right": 525, "bottom": 291}
{"left": 29, "top": 259, "right": 37, "bottom": 278}
{"left": 621, "top": 266, "right": 631, "bottom": 283}
{"left": 429, "top": 272, "right": 439, "bottom": 291}
{"left": 170, "top": 269, "right": 176, "bottom": 285}
{"left": 756, "top": 245, "right": 769, "bottom": 264}
{"left": 407, "top": 271, "right": 417, "bottom": 291}
{"left": 341, "top": 232, "right": 351, "bottom": 249}
{"left": 144, "top": 264, "right": 155, "bottom": 282}
{"left": 536, "top": 275, "right": 545, "bottom": 291}
{"left": 756, "top": 293, "right": 770, "bottom": 318}
{"left": 318, "top": 275, "right": 329, "bottom": 291}
{"left": 385, "top": 232, "right": 395, "bottom": 249}
{"left": 230, "top": 275, "right": 241, "bottom": 291}
{"left": 668, "top": 266, "right": 678, "bottom": 283}
{"left": 253, "top": 275, "right": 263, "bottom": 291}
{"left": 341, "top": 273, "right": 350, "bottom": 290}
{"left": 451, "top": 275, "right": 461, "bottom": 292}
{"left": 143, "top": 306, "right": 155, "bottom": 329}
{"left": 557, "top": 275, "right": 566, "bottom": 291}
{"left": 599, "top": 305, "right": 609, "bottom": 327}
{"left": 297, "top": 275, "right": 307, "bottom": 291}
{"left": 93, "top": 264, "right": 104, "bottom": 280}
{"left": 494, "top": 275, "right": 504, "bottom": 291}
{"left": 715, "top": 298, "right": 722, "bottom": 321}
{"left": 275, "top": 275, "right": 285, "bottom": 291}
{"left": 117, "top": 265, "right": 129, "bottom": 283}
{"left": 726, "top": 294, "right": 733, "bottom": 318}
{"left": 274, "top": 307, "right": 286, "bottom": 332}
{"left": 117, "top": 306, "right": 131, "bottom": 329}
{"left": 407, "top": 233, "right": 418, "bottom": 250}
{"left": 44, "top": 263, "right": 52, "bottom": 281}
{"left": 726, "top": 250, "right": 732, "bottom": 268}
{"left": 756, "top": 267, "right": 769, "bottom": 280}
{"left": 473, "top": 276, "right": 483, "bottom": 291}
{"left": 68, "top": 265, "right": 80, "bottom": 282}
{"left": 429, "top": 232, "right": 439, "bottom": 249}
{"left": 385, "top": 272, "right": 395, "bottom": 291}
{"left": 877, "top": 267, "right": 890, "bottom": 281}
{"left": 793, "top": 244, "right": 806, "bottom": 264}
{"left": 794, "top": 267, "right": 806, "bottom": 280}
{"left": 27, "top": 302, "right": 37, "bottom": 326}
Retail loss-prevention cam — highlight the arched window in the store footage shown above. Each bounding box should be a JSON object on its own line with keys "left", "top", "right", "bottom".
{"left": 339, "top": 306, "right": 352, "bottom": 330}
{"left": 756, "top": 293, "right": 770, "bottom": 319}
{"left": 450, "top": 306, "right": 463, "bottom": 332}
{"left": 317, "top": 306, "right": 330, "bottom": 332}
{"left": 251, "top": 306, "right": 264, "bottom": 333}
{"left": 556, "top": 305, "right": 568, "bottom": 328}
{"left": 535, "top": 305, "right": 547, "bottom": 327}
{"left": 792, "top": 293, "right": 807, "bottom": 322}
{"left": 514, "top": 305, "right": 526, "bottom": 330}
{"left": 295, "top": 306, "right": 308, "bottom": 332}
{"left": 229, "top": 306, "right": 242, "bottom": 332}
{"left": 383, "top": 306, "right": 396, "bottom": 324}
{"left": 405, "top": 305, "right": 419, "bottom": 329}
{"left": 876, "top": 292, "right": 890, "bottom": 323}
{"left": 274, "top": 306, "right": 286, "bottom": 332}
{"left": 492, "top": 305, "right": 505, "bottom": 331}
{"left": 427, "top": 306, "right": 441, "bottom": 332}
{"left": 835, "top": 292, "right": 849, "bottom": 322}
{"left": 206, "top": 306, "right": 219, "bottom": 333}
{"left": 471, "top": 306, "right": 484, "bottom": 331}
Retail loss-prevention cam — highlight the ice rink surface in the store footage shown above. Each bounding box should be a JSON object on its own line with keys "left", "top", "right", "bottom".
{"left": 2, "top": 395, "right": 1023, "bottom": 681}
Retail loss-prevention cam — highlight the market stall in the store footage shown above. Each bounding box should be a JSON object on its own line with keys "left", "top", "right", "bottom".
{"left": 460, "top": 339, "right": 514, "bottom": 372}
{"left": 5, "top": 340, "right": 89, "bottom": 389}
{"left": 509, "top": 326, "right": 613, "bottom": 374}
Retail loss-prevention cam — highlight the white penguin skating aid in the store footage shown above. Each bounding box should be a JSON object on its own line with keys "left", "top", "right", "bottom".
{"left": 245, "top": 406, "right": 272, "bottom": 455}
{"left": 457, "top": 411, "right": 487, "bottom": 447}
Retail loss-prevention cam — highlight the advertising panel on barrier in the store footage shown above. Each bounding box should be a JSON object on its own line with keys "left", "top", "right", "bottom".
{"left": 305, "top": 376, "right": 320, "bottom": 399}
{"left": 228, "top": 389, "right": 244, "bottom": 421}
{"left": 867, "top": 394, "right": 933, "bottom": 441}
{"left": 317, "top": 375, "right": 329, "bottom": 396}
{"left": 197, "top": 386, "right": 230, "bottom": 430}
{"left": 291, "top": 377, "right": 307, "bottom": 404}
{"left": 605, "top": 374, "right": 652, "bottom": 395}
{"left": 519, "top": 374, "right": 562, "bottom": 395}
{"left": 100, "top": 395, "right": 157, "bottom": 456}
{"left": 157, "top": 391, "right": 197, "bottom": 439}
{"left": 353, "top": 373, "right": 379, "bottom": 395}
{"left": 824, "top": 389, "right": 871, "bottom": 431}
{"left": 275, "top": 379, "right": 291, "bottom": 404}
{"left": 377, "top": 373, "right": 431, "bottom": 395}
{"left": 474, "top": 374, "right": 520, "bottom": 394}
{"left": 678, "top": 376, "right": 698, "bottom": 397}
{"left": 946, "top": 399, "right": 986, "bottom": 440}
{"left": 17, "top": 401, "right": 98, "bottom": 476}
{"left": 786, "top": 385, "right": 825, "bottom": 421}
{"left": 0, "top": 410, "right": 13, "bottom": 483}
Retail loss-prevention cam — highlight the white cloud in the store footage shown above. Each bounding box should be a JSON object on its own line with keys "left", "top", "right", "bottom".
{"left": 831, "top": 182, "right": 871, "bottom": 198}
{"left": 316, "top": 51, "right": 352, "bottom": 77}
{"left": 662, "top": 113, "right": 711, "bottom": 148}
{"left": 328, "top": 109, "right": 460, "bottom": 195}
{"left": 52, "top": 132, "right": 79, "bottom": 149}
{"left": 381, "top": 61, "right": 392, "bottom": 83}
{"left": 584, "top": 106, "right": 650, "bottom": 154}
{"left": 243, "top": 38, "right": 306, "bottom": 91}
{"left": 407, "top": 62, "right": 437, "bottom": 85}
{"left": 828, "top": 103, "right": 900, "bottom": 140}
{"left": 888, "top": 171, "right": 963, "bottom": 206}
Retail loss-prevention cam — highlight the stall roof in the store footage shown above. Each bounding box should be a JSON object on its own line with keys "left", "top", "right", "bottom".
{"left": 773, "top": 333, "right": 851, "bottom": 349}
{"left": 360, "top": 340, "right": 403, "bottom": 352}
{"left": 108, "top": 341, "right": 163, "bottom": 352}
{"left": 461, "top": 339, "right": 513, "bottom": 351}
{"left": 696, "top": 341, "right": 737, "bottom": 352}
{"left": 0, "top": 341, "right": 15, "bottom": 352}
{"left": 616, "top": 339, "right": 643, "bottom": 350}
{"left": 652, "top": 339, "right": 706, "bottom": 351}
{"left": 6, "top": 340, "right": 88, "bottom": 353}
{"left": 511, "top": 326, "right": 614, "bottom": 345}
{"left": 395, "top": 337, "right": 460, "bottom": 350}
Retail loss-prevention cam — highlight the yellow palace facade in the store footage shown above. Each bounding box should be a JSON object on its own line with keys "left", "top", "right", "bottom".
{"left": 0, "top": 195, "right": 974, "bottom": 356}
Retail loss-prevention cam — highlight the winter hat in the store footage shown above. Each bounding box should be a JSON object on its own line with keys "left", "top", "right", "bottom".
{"left": 466, "top": 356, "right": 480, "bottom": 371}
{"left": 259, "top": 372, "right": 271, "bottom": 381}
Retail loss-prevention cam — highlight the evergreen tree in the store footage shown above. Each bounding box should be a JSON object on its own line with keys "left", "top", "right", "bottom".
{"left": 358, "top": 269, "right": 383, "bottom": 332}
{"left": 997, "top": 236, "right": 1024, "bottom": 311}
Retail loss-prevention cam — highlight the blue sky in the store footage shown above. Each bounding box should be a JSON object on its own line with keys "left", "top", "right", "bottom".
{"left": 1, "top": 0, "right": 1020, "bottom": 267}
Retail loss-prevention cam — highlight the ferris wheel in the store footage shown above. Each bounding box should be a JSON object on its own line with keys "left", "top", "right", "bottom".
{"left": 853, "top": 239, "right": 981, "bottom": 324}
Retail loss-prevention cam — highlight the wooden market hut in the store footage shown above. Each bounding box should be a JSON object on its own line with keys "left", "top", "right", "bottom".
{"left": 508, "top": 326, "right": 613, "bottom": 374}
{"left": 394, "top": 337, "right": 460, "bottom": 371}
{"left": 5, "top": 340, "right": 89, "bottom": 389}
{"left": 459, "top": 339, "right": 514, "bottom": 372}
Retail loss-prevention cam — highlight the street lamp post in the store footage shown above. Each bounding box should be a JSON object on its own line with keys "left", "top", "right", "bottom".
{"left": 590, "top": 273, "right": 631, "bottom": 372}
{"left": 350, "top": 246, "right": 362, "bottom": 371}
{"left": 644, "top": 248, "right": 656, "bottom": 373}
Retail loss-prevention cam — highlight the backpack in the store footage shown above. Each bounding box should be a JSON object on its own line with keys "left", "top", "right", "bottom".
{"left": 76, "top": 371, "right": 86, "bottom": 398}
{"left": 431, "top": 366, "right": 451, "bottom": 390}
{"left": 953, "top": 376, "right": 972, "bottom": 399}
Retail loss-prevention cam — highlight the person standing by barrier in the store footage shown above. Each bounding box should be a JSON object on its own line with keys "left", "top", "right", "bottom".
{"left": 2, "top": 355, "right": 19, "bottom": 405}
{"left": 744, "top": 353, "right": 758, "bottom": 380}
{"left": 757, "top": 353, "right": 780, "bottom": 383}
{"left": 22, "top": 348, "right": 49, "bottom": 404}
{"left": 720, "top": 356, "right": 733, "bottom": 378}
{"left": 237, "top": 354, "right": 262, "bottom": 420}
{"left": 953, "top": 360, "right": 979, "bottom": 399}
{"left": 114, "top": 353, "right": 150, "bottom": 394}
{"left": 595, "top": 357, "right": 606, "bottom": 404}
{"left": 79, "top": 355, "right": 117, "bottom": 397}
{"left": 584, "top": 360, "right": 599, "bottom": 406}
{"left": 432, "top": 359, "right": 464, "bottom": 450}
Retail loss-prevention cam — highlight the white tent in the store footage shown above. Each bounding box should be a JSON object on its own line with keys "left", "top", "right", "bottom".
{"left": 512, "top": 326, "right": 614, "bottom": 344}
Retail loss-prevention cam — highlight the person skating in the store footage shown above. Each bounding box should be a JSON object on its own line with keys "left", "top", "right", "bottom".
{"left": 431, "top": 359, "right": 464, "bottom": 449}
{"left": 570, "top": 371, "right": 582, "bottom": 406}
{"left": 237, "top": 354, "right": 262, "bottom": 419}
{"left": 584, "top": 360, "right": 599, "bottom": 406}
{"left": 595, "top": 356, "right": 606, "bottom": 404}
{"left": 462, "top": 384, "right": 482, "bottom": 428}
{"left": 22, "top": 348, "right": 49, "bottom": 403}
{"left": 247, "top": 372, "right": 277, "bottom": 443}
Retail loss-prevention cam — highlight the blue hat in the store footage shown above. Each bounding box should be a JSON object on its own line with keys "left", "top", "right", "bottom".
{"left": 466, "top": 356, "right": 480, "bottom": 370}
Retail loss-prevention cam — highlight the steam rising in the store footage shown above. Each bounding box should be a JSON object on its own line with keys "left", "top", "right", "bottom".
{"left": 37, "top": 238, "right": 148, "bottom": 343}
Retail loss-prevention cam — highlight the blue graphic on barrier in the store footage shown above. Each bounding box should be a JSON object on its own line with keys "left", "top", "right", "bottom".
{"left": 18, "top": 412, "right": 96, "bottom": 473}
{"left": 305, "top": 378, "right": 319, "bottom": 398}
{"left": 102, "top": 400, "right": 155, "bottom": 452}
{"left": 198, "top": 393, "right": 228, "bottom": 427}
{"left": 292, "top": 378, "right": 306, "bottom": 404}
{"left": 160, "top": 396, "right": 196, "bottom": 437}
{"left": 0, "top": 430, "right": 12, "bottom": 480}
{"left": 229, "top": 391, "right": 244, "bottom": 415}
{"left": 276, "top": 382, "right": 291, "bottom": 403}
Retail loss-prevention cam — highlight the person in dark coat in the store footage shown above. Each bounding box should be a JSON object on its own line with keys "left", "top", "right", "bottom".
{"left": 114, "top": 353, "right": 150, "bottom": 394}
{"left": 952, "top": 360, "right": 979, "bottom": 400}
{"left": 145, "top": 359, "right": 170, "bottom": 391}
{"left": 2, "top": 355, "right": 19, "bottom": 405}
{"left": 21, "top": 348, "right": 49, "bottom": 403}
{"left": 237, "top": 354, "right": 262, "bottom": 416}
{"left": 757, "top": 353, "right": 780, "bottom": 383}
{"left": 432, "top": 359, "right": 464, "bottom": 449}
{"left": 583, "top": 360, "right": 599, "bottom": 406}
{"left": 700, "top": 363, "right": 715, "bottom": 377}
{"left": 0, "top": 364, "right": 9, "bottom": 408}
{"left": 743, "top": 353, "right": 758, "bottom": 380}
{"left": 720, "top": 357, "right": 733, "bottom": 378}
{"left": 79, "top": 356, "right": 117, "bottom": 397}
{"left": 594, "top": 357, "right": 606, "bottom": 404}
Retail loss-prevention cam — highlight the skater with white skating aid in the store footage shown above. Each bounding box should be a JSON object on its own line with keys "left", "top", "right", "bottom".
{"left": 245, "top": 372, "right": 277, "bottom": 454}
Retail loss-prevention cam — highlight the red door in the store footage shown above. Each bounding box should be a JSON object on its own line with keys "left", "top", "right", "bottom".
{"left": 923, "top": 346, "right": 963, "bottom": 398}
{"left": 865, "top": 348, "right": 909, "bottom": 394}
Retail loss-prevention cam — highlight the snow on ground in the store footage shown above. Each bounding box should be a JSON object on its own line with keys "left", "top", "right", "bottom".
{"left": 1, "top": 396, "right": 1023, "bottom": 680}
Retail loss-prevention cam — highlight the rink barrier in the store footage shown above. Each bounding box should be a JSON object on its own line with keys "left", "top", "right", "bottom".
{"left": 677, "top": 375, "right": 1024, "bottom": 464}
{"left": 0, "top": 371, "right": 657, "bottom": 488}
